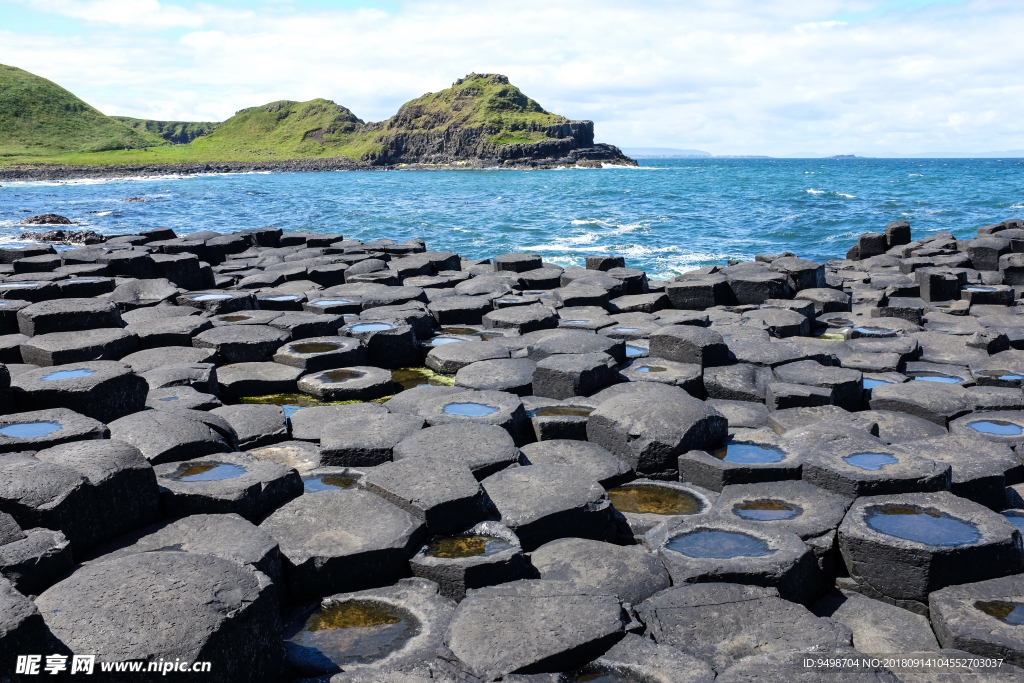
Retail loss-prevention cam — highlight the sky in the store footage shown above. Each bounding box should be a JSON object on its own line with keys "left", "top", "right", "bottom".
{"left": 2, "top": 0, "right": 1024, "bottom": 157}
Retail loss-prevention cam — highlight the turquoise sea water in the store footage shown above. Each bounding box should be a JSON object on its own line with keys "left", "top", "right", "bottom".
{"left": 2, "top": 158, "right": 1022, "bottom": 279}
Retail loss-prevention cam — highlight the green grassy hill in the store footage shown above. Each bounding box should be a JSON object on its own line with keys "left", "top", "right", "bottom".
{"left": 112, "top": 116, "right": 220, "bottom": 145}
{"left": 384, "top": 72, "right": 569, "bottom": 146}
{"left": 0, "top": 69, "right": 610, "bottom": 167}
{"left": 0, "top": 64, "right": 165, "bottom": 156}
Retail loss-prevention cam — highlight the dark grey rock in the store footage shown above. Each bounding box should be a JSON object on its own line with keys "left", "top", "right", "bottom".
{"left": 425, "top": 341, "right": 509, "bottom": 374}
{"left": 16, "top": 297, "right": 122, "bottom": 336}
{"left": 11, "top": 360, "right": 147, "bottom": 424}
{"left": 121, "top": 345, "right": 217, "bottom": 373}
{"left": 283, "top": 577, "right": 456, "bottom": 678}
{"left": 297, "top": 364, "right": 394, "bottom": 401}
{"left": 704, "top": 363, "right": 774, "bottom": 402}
{"left": 813, "top": 590, "right": 939, "bottom": 653}
{"left": 839, "top": 491, "right": 1024, "bottom": 604}
{"left": 192, "top": 324, "right": 290, "bottom": 363}
{"left": 0, "top": 407, "right": 108, "bottom": 453}
{"left": 319, "top": 410, "right": 423, "bottom": 467}
{"left": 80, "top": 512, "right": 281, "bottom": 587}
{"left": 677, "top": 428, "right": 803, "bottom": 492}
{"left": 271, "top": 335, "right": 366, "bottom": 371}
{"left": 531, "top": 352, "right": 617, "bottom": 399}
{"left": 588, "top": 386, "right": 727, "bottom": 479}
{"left": 108, "top": 409, "right": 235, "bottom": 465}
{"left": 289, "top": 403, "right": 386, "bottom": 442}
{"left": 482, "top": 464, "right": 612, "bottom": 551}
{"left": 444, "top": 579, "right": 625, "bottom": 679}
{"left": 649, "top": 325, "right": 729, "bottom": 367}
{"left": 456, "top": 358, "right": 536, "bottom": 395}
{"left": 259, "top": 488, "right": 425, "bottom": 601}
{"left": 20, "top": 327, "right": 139, "bottom": 366}
{"left": 646, "top": 518, "right": 827, "bottom": 604}
{"left": 0, "top": 527, "right": 73, "bottom": 596}
{"left": 409, "top": 521, "right": 529, "bottom": 602}
{"left": 930, "top": 574, "right": 1024, "bottom": 666}
{"left": 216, "top": 361, "right": 303, "bottom": 399}
{"left": 519, "top": 440, "right": 633, "bottom": 488}
{"left": 530, "top": 537, "right": 670, "bottom": 605}
{"left": 362, "top": 454, "right": 486, "bottom": 536}
{"left": 635, "top": 583, "right": 852, "bottom": 673}
{"left": 37, "top": 551, "right": 281, "bottom": 683}
{"left": 210, "top": 404, "right": 287, "bottom": 449}
{"left": 154, "top": 451, "right": 302, "bottom": 521}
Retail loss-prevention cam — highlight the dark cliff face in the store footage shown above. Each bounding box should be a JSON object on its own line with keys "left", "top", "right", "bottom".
{"left": 362, "top": 120, "right": 635, "bottom": 167}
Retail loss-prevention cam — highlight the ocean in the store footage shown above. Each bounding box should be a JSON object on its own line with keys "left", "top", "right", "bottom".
{"left": 2, "top": 158, "right": 1022, "bottom": 280}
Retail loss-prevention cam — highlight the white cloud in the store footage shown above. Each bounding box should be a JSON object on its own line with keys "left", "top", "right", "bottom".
{"left": 2, "top": 0, "right": 1023, "bottom": 155}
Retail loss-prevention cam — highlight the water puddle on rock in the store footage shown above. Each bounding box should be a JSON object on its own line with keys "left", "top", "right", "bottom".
{"left": 734, "top": 499, "right": 802, "bottom": 521}
{"left": 975, "top": 601, "right": 1024, "bottom": 625}
{"left": 262, "top": 295, "right": 300, "bottom": 301}
{"left": 613, "top": 327, "right": 639, "bottom": 332}
{"left": 285, "top": 600, "right": 417, "bottom": 670}
{"left": 608, "top": 485, "right": 704, "bottom": 515}
{"left": 906, "top": 371, "right": 963, "bottom": 383}
{"left": 711, "top": 442, "right": 786, "bottom": 464}
{"left": 41, "top": 368, "right": 96, "bottom": 381}
{"left": 349, "top": 323, "right": 393, "bottom": 332}
{"left": 425, "top": 535, "right": 513, "bottom": 558}
{"left": 313, "top": 299, "right": 353, "bottom": 306}
{"left": 865, "top": 505, "right": 980, "bottom": 546}
{"left": 561, "top": 319, "right": 590, "bottom": 324}
{"left": 423, "top": 337, "right": 465, "bottom": 347}
{"left": 964, "top": 286, "right": 997, "bottom": 292}
{"left": 862, "top": 378, "right": 892, "bottom": 389}
{"left": 303, "top": 475, "right": 358, "bottom": 492}
{"left": 191, "top": 293, "right": 233, "bottom": 301}
{"left": 290, "top": 342, "right": 342, "bottom": 354}
{"left": 219, "top": 315, "right": 251, "bottom": 322}
{"left": 158, "top": 396, "right": 179, "bottom": 402}
{"left": 625, "top": 345, "right": 646, "bottom": 357}
{"left": 854, "top": 326, "right": 894, "bottom": 336}
{"left": 844, "top": 452, "right": 899, "bottom": 471}
{"left": 442, "top": 402, "right": 499, "bottom": 417}
{"left": 574, "top": 667, "right": 659, "bottom": 683}
{"left": 666, "top": 529, "right": 776, "bottom": 558}
{"left": 969, "top": 420, "right": 1024, "bottom": 436}
{"left": 1003, "top": 512, "right": 1024, "bottom": 532}
{"left": 0, "top": 421, "right": 61, "bottom": 438}
{"left": 392, "top": 368, "right": 454, "bottom": 392}
{"left": 322, "top": 369, "right": 364, "bottom": 383}
{"left": 976, "top": 371, "right": 1024, "bottom": 381}
{"left": 170, "top": 462, "right": 247, "bottom": 481}
{"left": 634, "top": 365, "right": 667, "bottom": 373}
{"left": 531, "top": 406, "right": 593, "bottom": 418}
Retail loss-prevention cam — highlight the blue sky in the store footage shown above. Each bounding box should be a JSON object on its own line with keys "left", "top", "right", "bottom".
{"left": 2, "top": 0, "right": 1022, "bottom": 156}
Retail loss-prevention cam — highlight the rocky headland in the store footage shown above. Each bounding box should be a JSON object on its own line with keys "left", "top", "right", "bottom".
{"left": 1, "top": 219, "right": 1024, "bottom": 680}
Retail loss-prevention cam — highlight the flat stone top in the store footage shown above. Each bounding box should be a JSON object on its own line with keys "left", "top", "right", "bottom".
{"left": 446, "top": 579, "right": 624, "bottom": 680}
{"left": 36, "top": 551, "right": 266, "bottom": 658}
{"left": 260, "top": 489, "right": 422, "bottom": 563}
{"left": 482, "top": 464, "right": 607, "bottom": 527}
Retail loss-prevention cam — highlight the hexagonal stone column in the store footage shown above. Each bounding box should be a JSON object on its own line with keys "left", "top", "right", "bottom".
{"left": 260, "top": 489, "right": 425, "bottom": 602}
{"left": 635, "top": 583, "right": 852, "bottom": 673}
{"left": 930, "top": 574, "right": 1024, "bottom": 666}
{"left": 531, "top": 537, "right": 671, "bottom": 605}
{"left": 646, "top": 517, "right": 827, "bottom": 604}
{"left": 588, "top": 386, "right": 727, "bottom": 480}
{"left": 409, "top": 521, "right": 529, "bottom": 602}
{"left": 12, "top": 361, "right": 147, "bottom": 423}
{"left": 839, "top": 491, "right": 1024, "bottom": 605}
{"left": 481, "top": 464, "right": 613, "bottom": 551}
{"left": 37, "top": 552, "right": 282, "bottom": 682}
{"left": 154, "top": 452, "right": 302, "bottom": 522}
{"left": 283, "top": 577, "right": 455, "bottom": 678}
{"left": 444, "top": 579, "right": 626, "bottom": 679}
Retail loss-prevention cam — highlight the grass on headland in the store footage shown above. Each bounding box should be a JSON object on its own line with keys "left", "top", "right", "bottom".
{"left": 1, "top": 69, "right": 581, "bottom": 167}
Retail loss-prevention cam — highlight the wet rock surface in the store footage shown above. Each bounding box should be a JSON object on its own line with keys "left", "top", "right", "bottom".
{"left": 7, "top": 221, "right": 1024, "bottom": 677}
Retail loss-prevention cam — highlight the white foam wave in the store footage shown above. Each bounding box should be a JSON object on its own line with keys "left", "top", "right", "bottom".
{"left": 0, "top": 170, "right": 272, "bottom": 187}
{"left": 909, "top": 174, "right": 923, "bottom": 177}
{"left": 836, "top": 193, "right": 856, "bottom": 199}
{"left": 806, "top": 189, "right": 825, "bottom": 194}
{"left": 1011, "top": 204, "right": 1024, "bottom": 210}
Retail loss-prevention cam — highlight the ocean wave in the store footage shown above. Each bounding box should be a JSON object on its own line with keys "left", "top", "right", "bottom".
{"left": 836, "top": 193, "right": 856, "bottom": 199}
{"left": 806, "top": 189, "right": 825, "bottom": 194}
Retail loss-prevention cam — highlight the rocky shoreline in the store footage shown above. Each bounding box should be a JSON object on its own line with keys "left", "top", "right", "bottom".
{"left": 1, "top": 219, "right": 1024, "bottom": 680}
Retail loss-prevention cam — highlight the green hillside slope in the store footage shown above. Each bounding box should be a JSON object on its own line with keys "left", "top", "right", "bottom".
{"left": 385, "top": 72, "right": 568, "bottom": 145}
{"left": 112, "top": 116, "right": 220, "bottom": 144}
{"left": 0, "top": 64, "right": 165, "bottom": 156}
